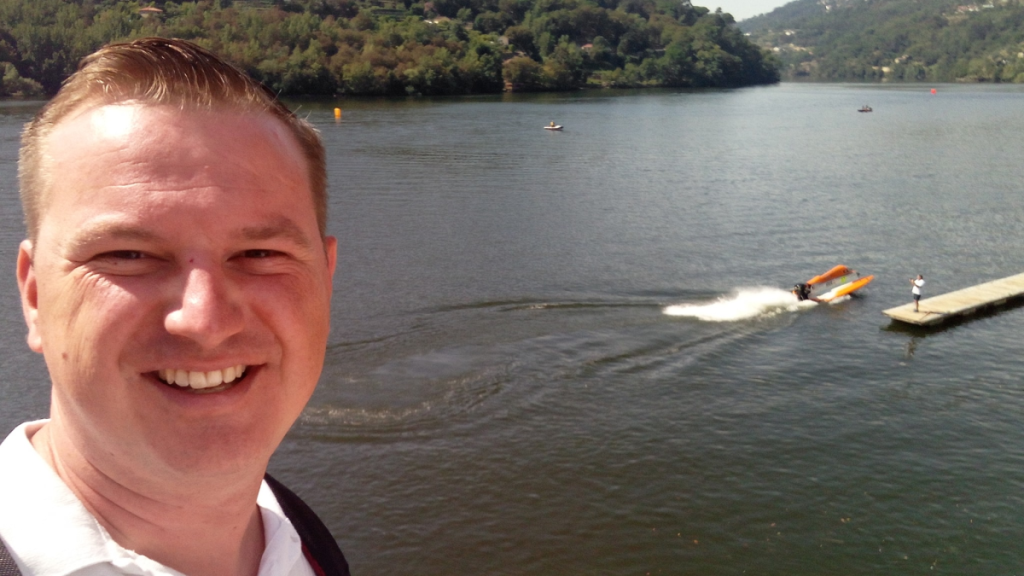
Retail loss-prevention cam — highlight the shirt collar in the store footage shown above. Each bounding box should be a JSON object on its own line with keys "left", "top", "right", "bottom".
{"left": 0, "top": 420, "right": 125, "bottom": 575}
{"left": 256, "top": 481, "right": 307, "bottom": 576}
{"left": 0, "top": 420, "right": 310, "bottom": 576}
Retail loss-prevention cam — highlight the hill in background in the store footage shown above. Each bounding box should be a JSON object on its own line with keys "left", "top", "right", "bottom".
{"left": 0, "top": 0, "right": 778, "bottom": 98}
{"left": 741, "top": 0, "right": 1024, "bottom": 82}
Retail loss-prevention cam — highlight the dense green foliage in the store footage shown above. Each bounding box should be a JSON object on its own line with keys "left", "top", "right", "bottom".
{"left": 0, "top": 0, "right": 777, "bottom": 98}
{"left": 742, "top": 0, "right": 1024, "bottom": 82}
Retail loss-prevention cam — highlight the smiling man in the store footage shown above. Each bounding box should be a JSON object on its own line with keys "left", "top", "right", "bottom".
{"left": 0, "top": 38, "right": 348, "bottom": 575}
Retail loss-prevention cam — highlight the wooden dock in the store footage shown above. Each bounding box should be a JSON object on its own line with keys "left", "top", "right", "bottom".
{"left": 883, "top": 272, "right": 1024, "bottom": 326}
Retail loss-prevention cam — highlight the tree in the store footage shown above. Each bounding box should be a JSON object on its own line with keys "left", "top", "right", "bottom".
{"left": 0, "top": 0, "right": 778, "bottom": 96}
{"left": 504, "top": 24, "right": 539, "bottom": 59}
{"left": 503, "top": 54, "right": 543, "bottom": 88}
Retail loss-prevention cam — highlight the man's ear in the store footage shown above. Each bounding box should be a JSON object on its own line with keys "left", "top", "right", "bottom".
{"left": 17, "top": 240, "right": 43, "bottom": 353}
{"left": 324, "top": 235, "right": 338, "bottom": 281}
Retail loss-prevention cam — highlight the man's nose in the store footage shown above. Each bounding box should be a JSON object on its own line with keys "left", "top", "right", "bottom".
{"left": 164, "top": 265, "right": 244, "bottom": 348}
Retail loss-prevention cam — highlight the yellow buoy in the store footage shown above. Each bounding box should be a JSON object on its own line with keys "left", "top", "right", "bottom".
{"left": 334, "top": 107, "right": 342, "bottom": 120}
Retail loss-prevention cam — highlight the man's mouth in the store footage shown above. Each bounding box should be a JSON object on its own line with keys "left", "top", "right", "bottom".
{"left": 155, "top": 365, "right": 248, "bottom": 393}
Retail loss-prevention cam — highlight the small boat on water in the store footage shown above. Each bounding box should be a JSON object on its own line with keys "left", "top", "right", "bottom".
{"left": 793, "top": 265, "right": 874, "bottom": 302}
{"left": 858, "top": 105, "right": 873, "bottom": 113}
{"left": 545, "top": 121, "right": 563, "bottom": 130}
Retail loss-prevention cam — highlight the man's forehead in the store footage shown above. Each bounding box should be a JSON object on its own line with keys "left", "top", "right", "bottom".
{"left": 42, "top": 102, "right": 309, "bottom": 197}
{"left": 79, "top": 104, "right": 140, "bottom": 140}
{"left": 48, "top": 102, "right": 291, "bottom": 148}
{"left": 35, "top": 102, "right": 319, "bottom": 242}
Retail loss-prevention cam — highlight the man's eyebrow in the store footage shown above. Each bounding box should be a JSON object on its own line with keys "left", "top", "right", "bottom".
{"left": 66, "top": 224, "right": 163, "bottom": 250}
{"left": 238, "top": 217, "right": 314, "bottom": 248}
{"left": 62, "top": 218, "right": 314, "bottom": 251}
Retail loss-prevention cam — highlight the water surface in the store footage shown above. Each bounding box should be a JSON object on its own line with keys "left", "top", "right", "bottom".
{"left": 3, "top": 84, "right": 1024, "bottom": 574}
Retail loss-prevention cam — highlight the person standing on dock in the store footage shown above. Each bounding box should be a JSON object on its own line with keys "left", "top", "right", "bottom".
{"left": 911, "top": 274, "right": 925, "bottom": 311}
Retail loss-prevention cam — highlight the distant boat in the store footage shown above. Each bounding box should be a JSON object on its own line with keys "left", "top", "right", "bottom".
{"left": 858, "top": 105, "right": 873, "bottom": 113}
{"left": 545, "top": 122, "right": 563, "bottom": 130}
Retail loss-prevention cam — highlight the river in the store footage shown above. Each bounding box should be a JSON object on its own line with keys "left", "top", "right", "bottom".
{"left": 2, "top": 83, "right": 1024, "bottom": 574}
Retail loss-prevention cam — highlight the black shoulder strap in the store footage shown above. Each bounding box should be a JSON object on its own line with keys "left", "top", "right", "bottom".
{"left": 264, "top": 473, "right": 350, "bottom": 576}
{"left": 0, "top": 537, "right": 22, "bottom": 576}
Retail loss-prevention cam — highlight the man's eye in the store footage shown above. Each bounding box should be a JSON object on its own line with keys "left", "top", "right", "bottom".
{"left": 243, "top": 249, "right": 279, "bottom": 259}
{"left": 100, "top": 251, "right": 146, "bottom": 260}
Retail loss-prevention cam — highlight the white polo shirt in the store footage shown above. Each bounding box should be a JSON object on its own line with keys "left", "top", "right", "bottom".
{"left": 0, "top": 421, "right": 315, "bottom": 576}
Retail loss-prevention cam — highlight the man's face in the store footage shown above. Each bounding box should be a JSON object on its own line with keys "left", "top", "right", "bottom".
{"left": 18, "top": 104, "right": 336, "bottom": 478}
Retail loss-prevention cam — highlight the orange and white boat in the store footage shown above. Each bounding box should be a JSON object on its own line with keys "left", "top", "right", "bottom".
{"left": 793, "top": 265, "right": 874, "bottom": 303}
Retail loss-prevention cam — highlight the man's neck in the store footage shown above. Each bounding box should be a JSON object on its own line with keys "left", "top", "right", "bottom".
{"left": 30, "top": 421, "right": 265, "bottom": 576}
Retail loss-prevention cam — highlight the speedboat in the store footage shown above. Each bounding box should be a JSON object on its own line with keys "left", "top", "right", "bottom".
{"left": 793, "top": 265, "right": 874, "bottom": 302}
{"left": 545, "top": 122, "right": 563, "bottom": 130}
{"left": 858, "top": 106, "right": 873, "bottom": 113}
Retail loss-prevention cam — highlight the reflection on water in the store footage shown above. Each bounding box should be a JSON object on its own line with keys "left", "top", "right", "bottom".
{"left": 904, "top": 337, "right": 919, "bottom": 359}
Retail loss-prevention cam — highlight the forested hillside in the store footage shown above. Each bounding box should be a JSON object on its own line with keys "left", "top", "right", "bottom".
{"left": 0, "top": 0, "right": 778, "bottom": 97}
{"left": 741, "top": 0, "right": 1024, "bottom": 82}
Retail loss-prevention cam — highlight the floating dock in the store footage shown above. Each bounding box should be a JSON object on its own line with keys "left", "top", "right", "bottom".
{"left": 883, "top": 272, "right": 1024, "bottom": 326}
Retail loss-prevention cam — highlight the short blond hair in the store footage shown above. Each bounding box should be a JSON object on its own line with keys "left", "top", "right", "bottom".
{"left": 19, "top": 37, "right": 327, "bottom": 241}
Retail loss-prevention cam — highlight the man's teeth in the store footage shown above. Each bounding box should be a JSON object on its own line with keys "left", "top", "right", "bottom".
{"left": 158, "top": 365, "right": 247, "bottom": 389}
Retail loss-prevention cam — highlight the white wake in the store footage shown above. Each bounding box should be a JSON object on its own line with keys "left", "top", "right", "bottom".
{"left": 663, "top": 287, "right": 816, "bottom": 322}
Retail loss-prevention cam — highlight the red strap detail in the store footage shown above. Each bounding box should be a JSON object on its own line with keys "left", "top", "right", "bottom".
{"left": 302, "top": 542, "right": 326, "bottom": 576}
